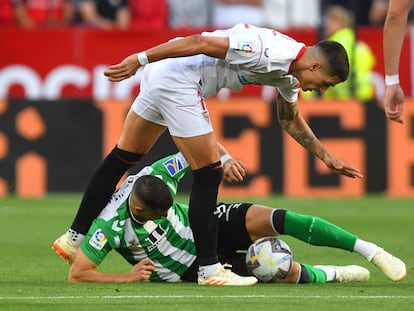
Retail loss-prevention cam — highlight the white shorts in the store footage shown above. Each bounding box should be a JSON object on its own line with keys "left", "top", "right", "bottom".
{"left": 131, "top": 59, "right": 214, "bottom": 138}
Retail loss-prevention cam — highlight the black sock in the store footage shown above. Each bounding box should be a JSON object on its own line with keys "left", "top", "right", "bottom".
{"left": 271, "top": 208, "right": 287, "bottom": 234}
{"left": 71, "top": 146, "right": 143, "bottom": 234}
{"left": 298, "top": 264, "right": 310, "bottom": 283}
{"left": 188, "top": 162, "right": 223, "bottom": 266}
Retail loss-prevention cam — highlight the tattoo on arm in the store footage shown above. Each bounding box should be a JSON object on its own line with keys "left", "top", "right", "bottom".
{"left": 276, "top": 96, "right": 327, "bottom": 159}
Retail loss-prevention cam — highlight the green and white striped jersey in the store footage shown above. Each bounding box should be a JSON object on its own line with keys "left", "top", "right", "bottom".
{"left": 81, "top": 152, "right": 197, "bottom": 282}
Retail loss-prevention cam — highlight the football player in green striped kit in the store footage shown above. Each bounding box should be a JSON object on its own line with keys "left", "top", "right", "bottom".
{"left": 64, "top": 151, "right": 406, "bottom": 285}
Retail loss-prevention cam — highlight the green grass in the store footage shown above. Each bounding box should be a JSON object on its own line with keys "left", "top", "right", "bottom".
{"left": 0, "top": 194, "right": 413, "bottom": 310}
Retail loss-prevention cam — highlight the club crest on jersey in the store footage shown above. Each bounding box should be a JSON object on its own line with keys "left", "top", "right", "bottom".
{"left": 163, "top": 157, "right": 185, "bottom": 176}
{"left": 89, "top": 228, "right": 107, "bottom": 250}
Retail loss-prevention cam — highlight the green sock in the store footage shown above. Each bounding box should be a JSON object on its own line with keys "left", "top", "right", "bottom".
{"left": 301, "top": 263, "right": 327, "bottom": 283}
{"left": 284, "top": 211, "right": 357, "bottom": 251}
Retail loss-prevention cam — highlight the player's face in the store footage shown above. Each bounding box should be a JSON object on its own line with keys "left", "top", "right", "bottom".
{"left": 134, "top": 208, "right": 168, "bottom": 222}
{"left": 131, "top": 204, "right": 168, "bottom": 223}
{"left": 298, "top": 66, "right": 341, "bottom": 93}
{"left": 129, "top": 194, "right": 169, "bottom": 223}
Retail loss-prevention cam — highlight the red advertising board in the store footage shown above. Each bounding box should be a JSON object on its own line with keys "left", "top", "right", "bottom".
{"left": 1, "top": 28, "right": 211, "bottom": 99}
{"left": 4, "top": 27, "right": 408, "bottom": 100}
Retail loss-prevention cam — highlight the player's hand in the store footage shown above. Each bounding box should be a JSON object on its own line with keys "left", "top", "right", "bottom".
{"left": 322, "top": 154, "right": 364, "bottom": 179}
{"left": 104, "top": 54, "right": 140, "bottom": 82}
{"left": 223, "top": 158, "right": 247, "bottom": 182}
{"left": 383, "top": 84, "right": 404, "bottom": 123}
{"left": 130, "top": 259, "right": 155, "bottom": 282}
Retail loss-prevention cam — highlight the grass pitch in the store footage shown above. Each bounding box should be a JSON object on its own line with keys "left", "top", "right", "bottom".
{"left": 0, "top": 194, "right": 413, "bottom": 311}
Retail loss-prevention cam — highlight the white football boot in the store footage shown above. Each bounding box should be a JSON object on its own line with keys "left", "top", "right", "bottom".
{"left": 369, "top": 248, "right": 406, "bottom": 282}
{"left": 198, "top": 264, "right": 258, "bottom": 286}
{"left": 315, "top": 265, "right": 370, "bottom": 282}
{"left": 52, "top": 232, "right": 79, "bottom": 264}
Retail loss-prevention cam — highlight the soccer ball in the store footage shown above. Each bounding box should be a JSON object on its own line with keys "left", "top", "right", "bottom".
{"left": 245, "top": 237, "right": 293, "bottom": 282}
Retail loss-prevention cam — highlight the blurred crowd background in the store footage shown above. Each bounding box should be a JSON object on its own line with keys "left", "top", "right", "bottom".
{"left": 2, "top": 0, "right": 408, "bottom": 104}
{"left": 0, "top": 0, "right": 405, "bottom": 31}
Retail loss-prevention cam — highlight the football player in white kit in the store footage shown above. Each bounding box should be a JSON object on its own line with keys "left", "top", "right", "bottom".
{"left": 53, "top": 23, "right": 363, "bottom": 286}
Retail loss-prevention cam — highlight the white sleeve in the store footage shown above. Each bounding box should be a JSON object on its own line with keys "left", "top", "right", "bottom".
{"left": 276, "top": 75, "right": 300, "bottom": 103}
{"left": 211, "top": 23, "right": 263, "bottom": 67}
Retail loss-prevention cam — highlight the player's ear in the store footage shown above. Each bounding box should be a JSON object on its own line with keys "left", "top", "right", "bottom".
{"left": 309, "top": 62, "right": 321, "bottom": 71}
{"left": 133, "top": 204, "right": 144, "bottom": 212}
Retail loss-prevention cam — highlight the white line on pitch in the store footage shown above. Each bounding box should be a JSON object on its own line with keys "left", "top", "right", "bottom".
{"left": 1, "top": 295, "right": 414, "bottom": 300}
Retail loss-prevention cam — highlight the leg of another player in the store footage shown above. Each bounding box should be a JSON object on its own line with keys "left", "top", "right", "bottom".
{"left": 281, "top": 262, "right": 369, "bottom": 284}
{"left": 71, "top": 111, "right": 166, "bottom": 236}
{"left": 246, "top": 205, "right": 406, "bottom": 282}
{"left": 173, "top": 134, "right": 222, "bottom": 278}
{"left": 53, "top": 111, "right": 166, "bottom": 263}
{"left": 173, "top": 134, "right": 257, "bottom": 285}
{"left": 278, "top": 209, "right": 406, "bottom": 281}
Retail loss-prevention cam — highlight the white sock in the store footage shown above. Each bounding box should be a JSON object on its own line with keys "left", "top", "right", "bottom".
{"left": 353, "top": 238, "right": 381, "bottom": 260}
{"left": 318, "top": 266, "right": 336, "bottom": 282}
{"left": 68, "top": 229, "right": 85, "bottom": 247}
{"left": 198, "top": 263, "right": 220, "bottom": 279}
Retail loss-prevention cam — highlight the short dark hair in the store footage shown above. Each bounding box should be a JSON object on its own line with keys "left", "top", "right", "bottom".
{"left": 315, "top": 40, "right": 349, "bottom": 82}
{"left": 132, "top": 175, "right": 173, "bottom": 212}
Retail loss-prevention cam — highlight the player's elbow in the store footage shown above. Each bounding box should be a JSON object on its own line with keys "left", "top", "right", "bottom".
{"left": 68, "top": 266, "right": 84, "bottom": 283}
{"left": 188, "top": 34, "right": 228, "bottom": 59}
{"left": 68, "top": 273, "right": 80, "bottom": 283}
{"left": 191, "top": 34, "right": 212, "bottom": 52}
{"left": 387, "top": 4, "right": 410, "bottom": 22}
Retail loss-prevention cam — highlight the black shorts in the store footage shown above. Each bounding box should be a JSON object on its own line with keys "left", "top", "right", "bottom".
{"left": 216, "top": 202, "right": 254, "bottom": 253}
{"left": 182, "top": 202, "right": 254, "bottom": 282}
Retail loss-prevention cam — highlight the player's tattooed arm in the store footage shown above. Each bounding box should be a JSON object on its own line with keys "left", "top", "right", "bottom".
{"left": 275, "top": 96, "right": 328, "bottom": 160}
{"left": 275, "top": 96, "right": 363, "bottom": 179}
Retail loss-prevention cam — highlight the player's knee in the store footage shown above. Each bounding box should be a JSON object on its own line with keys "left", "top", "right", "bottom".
{"left": 279, "top": 262, "right": 302, "bottom": 284}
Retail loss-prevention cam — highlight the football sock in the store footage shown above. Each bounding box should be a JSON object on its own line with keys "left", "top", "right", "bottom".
{"left": 353, "top": 239, "right": 381, "bottom": 260}
{"left": 71, "top": 146, "right": 142, "bottom": 234}
{"left": 189, "top": 162, "right": 223, "bottom": 267}
{"left": 313, "top": 265, "right": 336, "bottom": 282}
{"left": 272, "top": 209, "right": 357, "bottom": 251}
{"left": 198, "top": 263, "right": 221, "bottom": 279}
{"left": 299, "top": 264, "right": 327, "bottom": 283}
{"left": 294, "top": 264, "right": 302, "bottom": 283}
{"left": 68, "top": 229, "right": 85, "bottom": 247}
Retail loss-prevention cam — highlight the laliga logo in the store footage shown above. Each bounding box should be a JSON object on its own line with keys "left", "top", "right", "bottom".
{"left": 0, "top": 64, "right": 143, "bottom": 99}
{"left": 237, "top": 43, "right": 253, "bottom": 53}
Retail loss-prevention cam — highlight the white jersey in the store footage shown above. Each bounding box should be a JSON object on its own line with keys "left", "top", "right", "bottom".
{"left": 200, "top": 23, "right": 306, "bottom": 102}
{"left": 132, "top": 23, "right": 306, "bottom": 137}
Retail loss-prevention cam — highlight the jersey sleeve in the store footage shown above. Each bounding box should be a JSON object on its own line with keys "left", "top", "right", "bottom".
{"left": 149, "top": 152, "right": 191, "bottom": 197}
{"left": 276, "top": 75, "right": 301, "bottom": 103}
{"left": 222, "top": 23, "right": 263, "bottom": 67}
{"left": 80, "top": 220, "right": 113, "bottom": 265}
